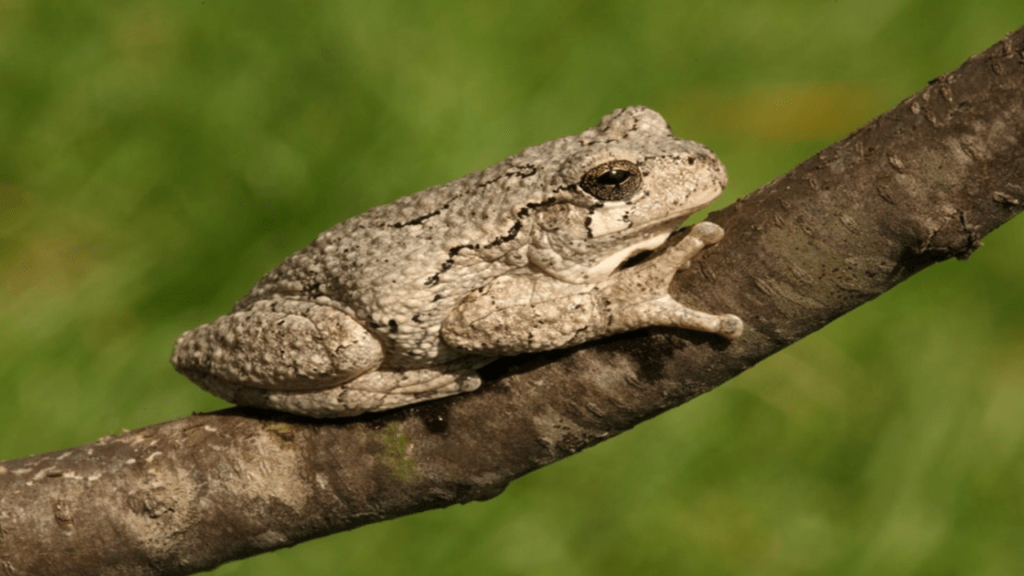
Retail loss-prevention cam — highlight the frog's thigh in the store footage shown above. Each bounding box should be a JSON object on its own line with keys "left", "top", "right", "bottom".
{"left": 172, "top": 299, "right": 383, "bottom": 392}
{"left": 442, "top": 275, "right": 597, "bottom": 355}
{"left": 217, "top": 366, "right": 483, "bottom": 418}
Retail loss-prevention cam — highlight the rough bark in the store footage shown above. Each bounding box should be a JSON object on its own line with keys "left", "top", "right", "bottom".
{"left": 2, "top": 26, "right": 1022, "bottom": 576}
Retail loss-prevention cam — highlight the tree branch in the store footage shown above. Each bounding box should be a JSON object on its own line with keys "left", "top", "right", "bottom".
{"left": 2, "top": 26, "right": 1022, "bottom": 576}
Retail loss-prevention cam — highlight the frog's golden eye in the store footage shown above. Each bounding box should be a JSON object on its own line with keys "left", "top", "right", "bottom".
{"left": 579, "top": 160, "right": 643, "bottom": 201}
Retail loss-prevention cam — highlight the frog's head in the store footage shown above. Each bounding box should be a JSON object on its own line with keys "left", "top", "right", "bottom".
{"left": 524, "top": 106, "right": 728, "bottom": 284}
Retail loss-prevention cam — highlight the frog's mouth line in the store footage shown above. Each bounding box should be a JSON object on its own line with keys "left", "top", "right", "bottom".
{"left": 589, "top": 210, "right": 691, "bottom": 245}
{"left": 585, "top": 194, "right": 716, "bottom": 239}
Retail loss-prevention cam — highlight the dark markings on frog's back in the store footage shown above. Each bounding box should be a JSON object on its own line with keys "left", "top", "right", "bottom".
{"left": 422, "top": 219, "right": 524, "bottom": 287}
{"left": 418, "top": 196, "right": 568, "bottom": 288}
{"left": 390, "top": 203, "right": 451, "bottom": 229}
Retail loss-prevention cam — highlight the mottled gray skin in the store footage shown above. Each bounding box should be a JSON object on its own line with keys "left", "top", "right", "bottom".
{"left": 173, "top": 106, "right": 742, "bottom": 418}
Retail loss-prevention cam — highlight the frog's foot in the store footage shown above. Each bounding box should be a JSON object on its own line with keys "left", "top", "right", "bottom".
{"left": 172, "top": 298, "right": 384, "bottom": 392}
{"left": 206, "top": 366, "right": 483, "bottom": 418}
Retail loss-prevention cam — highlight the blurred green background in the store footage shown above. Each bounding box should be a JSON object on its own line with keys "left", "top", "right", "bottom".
{"left": 2, "top": 0, "right": 1023, "bottom": 574}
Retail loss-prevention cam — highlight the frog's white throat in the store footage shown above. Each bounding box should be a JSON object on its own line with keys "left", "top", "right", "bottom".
{"left": 579, "top": 231, "right": 671, "bottom": 283}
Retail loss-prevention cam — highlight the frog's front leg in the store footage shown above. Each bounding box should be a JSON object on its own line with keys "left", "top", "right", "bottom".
{"left": 172, "top": 298, "right": 385, "bottom": 393}
{"left": 597, "top": 221, "right": 743, "bottom": 339}
{"left": 442, "top": 221, "right": 742, "bottom": 355}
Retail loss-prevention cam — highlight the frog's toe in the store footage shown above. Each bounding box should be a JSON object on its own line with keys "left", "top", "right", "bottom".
{"left": 690, "top": 221, "right": 725, "bottom": 244}
{"left": 717, "top": 314, "right": 744, "bottom": 339}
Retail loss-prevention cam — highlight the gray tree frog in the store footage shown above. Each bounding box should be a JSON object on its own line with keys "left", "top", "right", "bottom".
{"left": 172, "top": 106, "right": 743, "bottom": 418}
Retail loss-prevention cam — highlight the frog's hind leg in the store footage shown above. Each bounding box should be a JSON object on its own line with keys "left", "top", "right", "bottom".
{"left": 172, "top": 298, "right": 385, "bottom": 394}
{"left": 210, "top": 365, "right": 484, "bottom": 418}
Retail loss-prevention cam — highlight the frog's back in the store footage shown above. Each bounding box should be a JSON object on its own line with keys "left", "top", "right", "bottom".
{"left": 234, "top": 161, "right": 537, "bottom": 324}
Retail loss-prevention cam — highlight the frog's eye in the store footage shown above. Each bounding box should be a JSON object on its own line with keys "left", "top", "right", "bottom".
{"left": 579, "top": 160, "right": 643, "bottom": 201}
